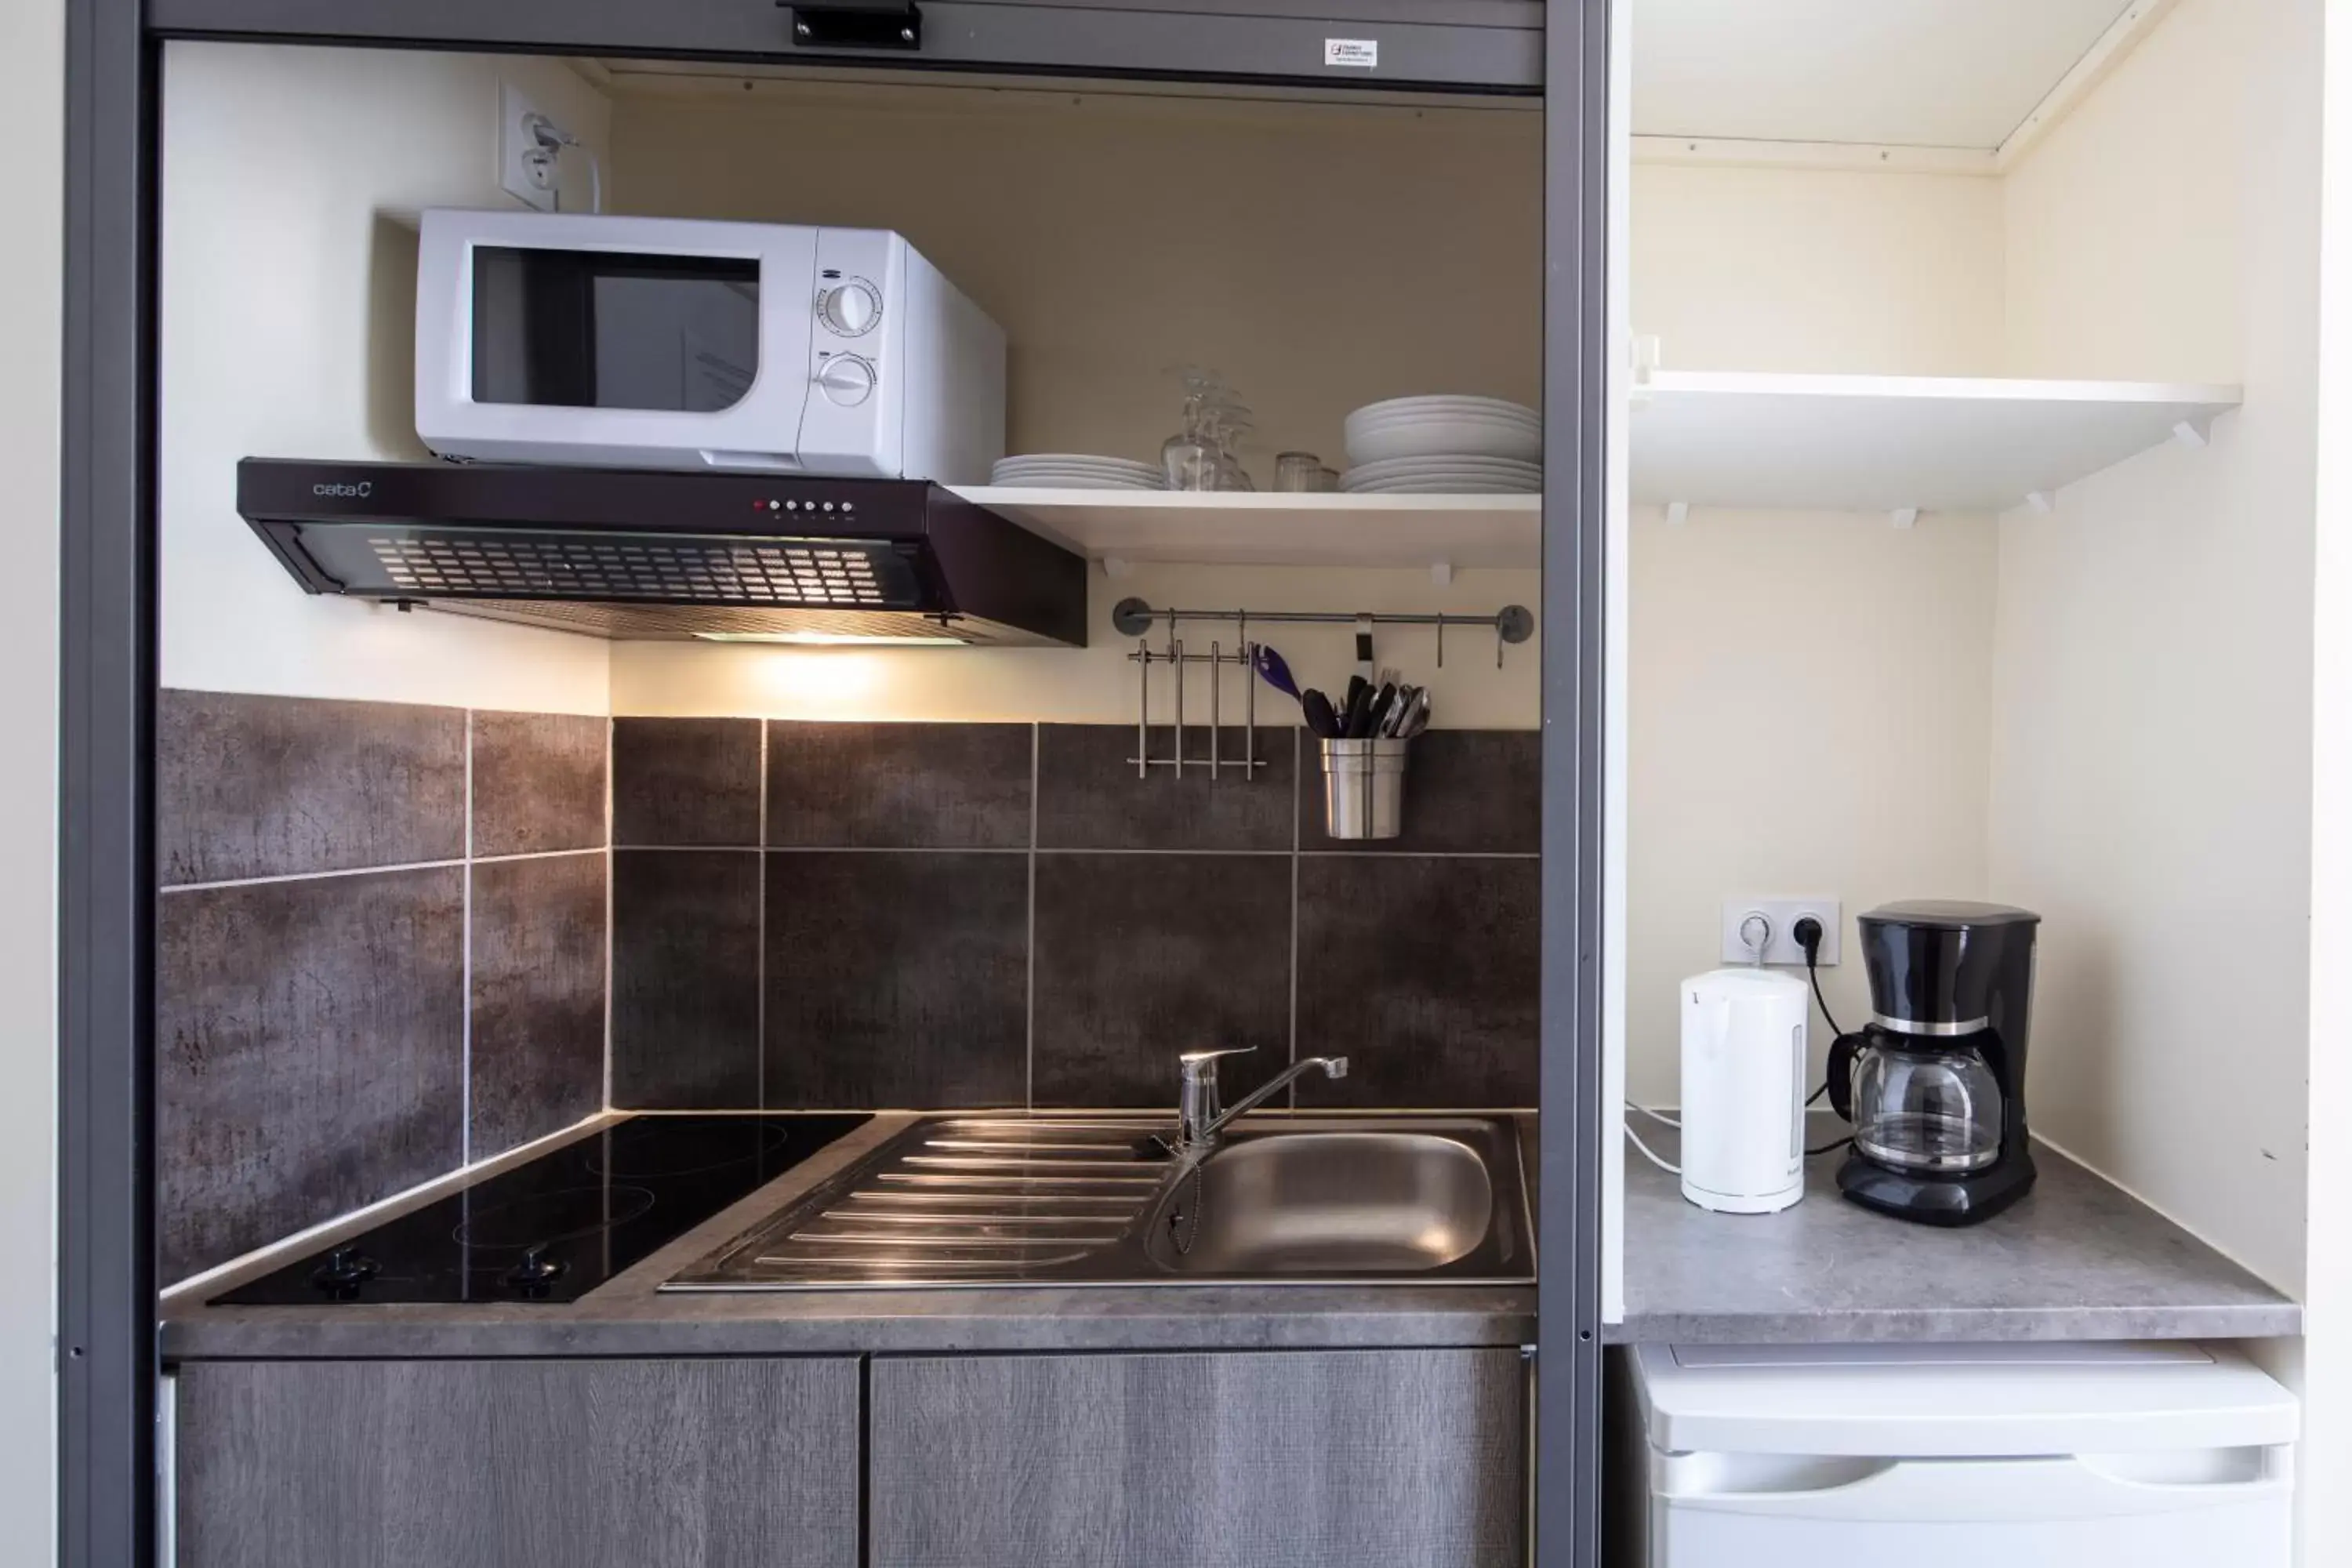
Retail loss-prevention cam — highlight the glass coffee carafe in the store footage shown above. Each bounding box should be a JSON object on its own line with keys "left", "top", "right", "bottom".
{"left": 1846, "top": 1040, "right": 2004, "bottom": 1175}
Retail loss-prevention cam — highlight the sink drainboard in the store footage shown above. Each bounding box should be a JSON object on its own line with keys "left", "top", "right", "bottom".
{"left": 695, "top": 1119, "right": 1171, "bottom": 1285}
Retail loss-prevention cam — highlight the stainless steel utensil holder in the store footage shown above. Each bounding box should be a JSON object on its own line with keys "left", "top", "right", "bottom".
{"left": 1319, "top": 737, "right": 1411, "bottom": 839}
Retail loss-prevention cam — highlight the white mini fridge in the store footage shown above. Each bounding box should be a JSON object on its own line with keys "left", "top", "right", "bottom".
{"left": 1616, "top": 1341, "right": 2296, "bottom": 1567}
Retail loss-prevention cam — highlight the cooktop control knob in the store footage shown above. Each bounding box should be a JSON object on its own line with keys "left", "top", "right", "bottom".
{"left": 818, "top": 279, "right": 881, "bottom": 337}
{"left": 310, "top": 1245, "right": 379, "bottom": 1298}
{"left": 816, "top": 354, "right": 877, "bottom": 407}
{"left": 503, "top": 1245, "right": 568, "bottom": 1295}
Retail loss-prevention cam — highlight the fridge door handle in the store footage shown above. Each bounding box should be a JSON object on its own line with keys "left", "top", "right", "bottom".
{"left": 1657, "top": 1449, "right": 2292, "bottom": 1523}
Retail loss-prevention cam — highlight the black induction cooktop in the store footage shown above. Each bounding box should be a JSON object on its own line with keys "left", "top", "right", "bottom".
{"left": 215, "top": 1113, "right": 869, "bottom": 1306}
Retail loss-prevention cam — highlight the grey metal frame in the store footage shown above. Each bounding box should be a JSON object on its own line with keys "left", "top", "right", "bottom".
{"left": 1537, "top": 0, "right": 1610, "bottom": 1563}
{"left": 56, "top": 2, "right": 1608, "bottom": 1563}
{"left": 59, "top": 1, "right": 156, "bottom": 1566}
{"left": 147, "top": 0, "right": 1542, "bottom": 93}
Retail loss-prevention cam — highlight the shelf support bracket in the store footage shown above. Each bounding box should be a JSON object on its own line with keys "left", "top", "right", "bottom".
{"left": 1664, "top": 501, "right": 1690, "bottom": 527}
{"left": 1429, "top": 561, "right": 1454, "bottom": 587}
{"left": 1628, "top": 335, "right": 1662, "bottom": 408}
{"left": 2025, "top": 492, "right": 2055, "bottom": 515}
{"left": 1890, "top": 507, "right": 1919, "bottom": 531}
{"left": 2172, "top": 419, "right": 2211, "bottom": 450}
{"left": 1102, "top": 557, "right": 1136, "bottom": 581}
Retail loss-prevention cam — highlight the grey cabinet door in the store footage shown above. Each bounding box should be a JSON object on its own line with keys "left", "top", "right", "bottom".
{"left": 869, "top": 1348, "right": 1526, "bottom": 1568}
{"left": 175, "top": 1358, "right": 860, "bottom": 1568}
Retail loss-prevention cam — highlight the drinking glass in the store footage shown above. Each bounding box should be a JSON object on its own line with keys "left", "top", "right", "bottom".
{"left": 1275, "top": 452, "right": 1325, "bottom": 492}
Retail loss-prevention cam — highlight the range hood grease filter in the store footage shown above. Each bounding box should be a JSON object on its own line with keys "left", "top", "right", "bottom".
{"left": 234, "top": 459, "right": 1089, "bottom": 647}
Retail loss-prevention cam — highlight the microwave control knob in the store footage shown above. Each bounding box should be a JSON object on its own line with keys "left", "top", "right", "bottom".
{"left": 818, "top": 280, "right": 881, "bottom": 337}
{"left": 816, "top": 354, "right": 877, "bottom": 406}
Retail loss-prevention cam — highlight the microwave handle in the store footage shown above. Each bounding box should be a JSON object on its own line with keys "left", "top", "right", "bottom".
{"left": 698, "top": 450, "right": 800, "bottom": 472}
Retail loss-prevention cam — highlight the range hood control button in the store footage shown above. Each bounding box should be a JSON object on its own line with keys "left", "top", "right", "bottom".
{"left": 818, "top": 280, "right": 881, "bottom": 336}
{"left": 817, "top": 355, "right": 877, "bottom": 407}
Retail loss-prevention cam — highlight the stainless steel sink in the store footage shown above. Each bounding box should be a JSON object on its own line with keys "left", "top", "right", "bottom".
{"left": 664, "top": 1114, "right": 1530, "bottom": 1291}
{"left": 1144, "top": 1131, "right": 1496, "bottom": 1275}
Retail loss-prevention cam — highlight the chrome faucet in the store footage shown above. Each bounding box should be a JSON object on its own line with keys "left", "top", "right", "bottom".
{"left": 1174, "top": 1047, "right": 1348, "bottom": 1154}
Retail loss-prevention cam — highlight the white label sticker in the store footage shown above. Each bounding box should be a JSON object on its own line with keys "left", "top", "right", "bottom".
{"left": 1325, "top": 38, "right": 1379, "bottom": 68}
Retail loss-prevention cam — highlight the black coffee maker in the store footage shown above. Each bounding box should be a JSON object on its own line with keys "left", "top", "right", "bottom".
{"left": 1826, "top": 901, "right": 2041, "bottom": 1225}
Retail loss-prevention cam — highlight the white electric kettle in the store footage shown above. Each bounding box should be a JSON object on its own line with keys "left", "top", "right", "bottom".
{"left": 1678, "top": 968, "right": 1808, "bottom": 1214}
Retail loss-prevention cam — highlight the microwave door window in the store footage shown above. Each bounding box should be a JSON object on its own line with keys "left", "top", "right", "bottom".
{"left": 594, "top": 273, "right": 758, "bottom": 412}
{"left": 470, "top": 247, "right": 760, "bottom": 412}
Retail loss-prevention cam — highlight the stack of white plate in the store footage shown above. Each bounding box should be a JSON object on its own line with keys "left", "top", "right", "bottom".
{"left": 1336, "top": 456, "right": 1543, "bottom": 495}
{"left": 990, "top": 454, "right": 1166, "bottom": 491}
{"left": 1341, "top": 396, "right": 1541, "bottom": 492}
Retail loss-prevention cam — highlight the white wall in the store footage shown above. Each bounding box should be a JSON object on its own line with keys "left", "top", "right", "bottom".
{"left": 1632, "top": 161, "right": 2007, "bottom": 377}
{"left": 159, "top": 42, "right": 614, "bottom": 713}
{"left": 1989, "top": 0, "right": 2315, "bottom": 1297}
{"left": 1621, "top": 157, "right": 2007, "bottom": 1098}
{"left": 0, "top": 0, "right": 60, "bottom": 1555}
{"left": 1624, "top": 506, "right": 1998, "bottom": 1102}
{"left": 2000, "top": 0, "right": 2247, "bottom": 384}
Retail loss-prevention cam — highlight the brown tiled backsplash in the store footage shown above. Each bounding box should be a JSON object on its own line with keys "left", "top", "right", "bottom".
{"left": 158, "top": 865, "right": 466, "bottom": 1283}
{"left": 470, "top": 852, "right": 608, "bottom": 1158}
{"left": 158, "top": 689, "right": 466, "bottom": 884}
{"left": 156, "top": 695, "right": 1539, "bottom": 1280}
{"left": 157, "top": 691, "right": 609, "bottom": 1283}
{"left": 612, "top": 717, "right": 762, "bottom": 847}
{"left": 768, "top": 720, "right": 1032, "bottom": 849}
{"left": 610, "top": 719, "right": 1541, "bottom": 1116}
{"left": 471, "top": 710, "right": 608, "bottom": 858}
{"left": 610, "top": 850, "right": 763, "bottom": 1109}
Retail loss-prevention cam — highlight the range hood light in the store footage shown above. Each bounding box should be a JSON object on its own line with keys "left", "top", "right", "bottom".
{"left": 691, "top": 630, "right": 970, "bottom": 647}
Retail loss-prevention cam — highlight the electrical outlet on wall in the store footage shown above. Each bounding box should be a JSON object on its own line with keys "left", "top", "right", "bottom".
{"left": 1720, "top": 898, "right": 1842, "bottom": 967}
{"left": 497, "top": 81, "right": 560, "bottom": 212}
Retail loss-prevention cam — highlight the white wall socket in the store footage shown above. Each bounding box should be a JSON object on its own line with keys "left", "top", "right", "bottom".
{"left": 497, "top": 81, "right": 559, "bottom": 212}
{"left": 1720, "top": 897, "right": 1842, "bottom": 967}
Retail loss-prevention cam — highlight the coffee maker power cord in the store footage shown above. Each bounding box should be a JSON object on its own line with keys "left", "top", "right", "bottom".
{"left": 1795, "top": 919, "right": 1857, "bottom": 1156}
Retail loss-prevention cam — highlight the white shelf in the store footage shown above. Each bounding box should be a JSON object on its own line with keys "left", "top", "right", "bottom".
{"left": 950, "top": 488, "right": 1541, "bottom": 572}
{"left": 1629, "top": 371, "right": 2243, "bottom": 517}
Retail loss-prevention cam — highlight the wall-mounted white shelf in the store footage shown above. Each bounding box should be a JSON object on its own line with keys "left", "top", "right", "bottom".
{"left": 950, "top": 488, "right": 1541, "bottom": 573}
{"left": 1630, "top": 371, "right": 2244, "bottom": 517}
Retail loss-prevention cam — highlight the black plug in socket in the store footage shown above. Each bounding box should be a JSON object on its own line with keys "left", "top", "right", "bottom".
{"left": 1792, "top": 916, "right": 1825, "bottom": 963}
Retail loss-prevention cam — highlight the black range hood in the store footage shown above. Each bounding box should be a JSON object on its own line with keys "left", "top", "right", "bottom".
{"left": 235, "top": 459, "right": 1089, "bottom": 648}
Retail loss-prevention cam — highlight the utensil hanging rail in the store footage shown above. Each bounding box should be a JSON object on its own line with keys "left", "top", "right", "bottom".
{"left": 1112, "top": 597, "right": 1536, "bottom": 669}
{"left": 1112, "top": 597, "right": 1536, "bottom": 782}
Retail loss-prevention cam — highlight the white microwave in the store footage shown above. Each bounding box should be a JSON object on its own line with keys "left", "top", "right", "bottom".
{"left": 414, "top": 211, "right": 1006, "bottom": 483}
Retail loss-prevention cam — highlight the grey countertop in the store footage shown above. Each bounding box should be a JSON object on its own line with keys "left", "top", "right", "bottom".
{"left": 162, "top": 1112, "right": 1537, "bottom": 1361}
{"left": 162, "top": 1108, "right": 2299, "bottom": 1360}
{"left": 1612, "top": 1114, "right": 2300, "bottom": 1344}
